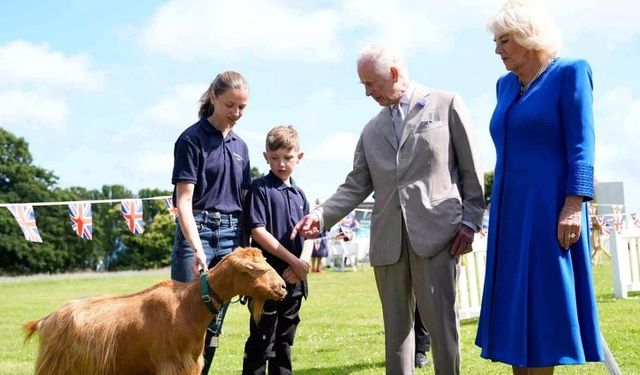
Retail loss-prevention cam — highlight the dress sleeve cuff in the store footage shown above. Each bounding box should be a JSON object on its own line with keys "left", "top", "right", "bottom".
{"left": 566, "top": 162, "right": 594, "bottom": 200}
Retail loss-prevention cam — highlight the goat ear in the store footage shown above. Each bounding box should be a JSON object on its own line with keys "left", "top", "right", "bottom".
{"left": 241, "top": 260, "right": 271, "bottom": 272}
{"left": 249, "top": 260, "right": 271, "bottom": 271}
{"left": 236, "top": 260, "right": 266, "bottom": 278}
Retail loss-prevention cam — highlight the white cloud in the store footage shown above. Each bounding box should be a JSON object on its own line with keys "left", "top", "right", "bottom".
{"left": 308, "top": 87, "right": 337, "bottom": 103}
{"left": 111, "top": 83, "right": 205, "bottom": 145}
{"left": 139, "top": 0, "right": 497, "bottom": 63}
{"left": 138, "top": 0, "right": 342, "bottom": 62}
{"left": 134, "top": 83, "right": 203, "bottom": 130}
{"left": 0, "top": 40, "right": 104, "bottom": 91}
{"left": 0, "top": 40, "right": 105, "bottom": 132}
{"left": 306, "top": 131, "right": 359, "bottom": 162}
{"left": 341, "top": 0, "right": 640, "bottom": 57}
{"left": 341, "top": 0, "right": 504, "bottom": 57}
{"left": 594, "top": 86, "right": 640, "bottom": 210}
{"left": 136, "top": 0, "right": 640, "bottom": 65}
{"left": 0, "top": 90, "right": 68, "bottom": 131}
{"left": 547, "top": 0, "right": 640, "bottom": 46}
{"left": 136, "top": 151, "right": 174, "bottom": 175}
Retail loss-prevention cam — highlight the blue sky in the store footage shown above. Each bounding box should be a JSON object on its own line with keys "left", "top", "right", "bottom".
{"left": 1, "top": 0, "right": 639, "bottom": 212}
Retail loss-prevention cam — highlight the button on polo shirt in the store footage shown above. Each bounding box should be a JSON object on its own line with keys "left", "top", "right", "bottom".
{"left": 172, "top": 118, "right": 251, "bottom": 212}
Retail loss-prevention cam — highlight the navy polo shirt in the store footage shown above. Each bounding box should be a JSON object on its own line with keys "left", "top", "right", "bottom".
{"left": 172, "top": 118, "right": 251, "bottom": 212}
{"left": 245, "top": 171, "right": 309, "bottom": 274}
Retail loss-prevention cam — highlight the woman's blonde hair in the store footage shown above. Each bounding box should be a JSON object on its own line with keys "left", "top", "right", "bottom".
{"left": 488, "top": 0, "right": 563, "bottom": 55}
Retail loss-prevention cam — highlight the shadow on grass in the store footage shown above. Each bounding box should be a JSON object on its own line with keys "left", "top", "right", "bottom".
{"left": 295, "top": 361, "right": 386, "bottom": 374}
{"left": 598, "top": 290, "right": 640, "bottom": 303}
{"left": 461, "top": 318, "right": 479, "bottom": 326}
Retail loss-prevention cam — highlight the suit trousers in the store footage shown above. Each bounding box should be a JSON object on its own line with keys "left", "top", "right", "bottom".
{"left": 373, "top": 226, "right": 460, "bottom": 375}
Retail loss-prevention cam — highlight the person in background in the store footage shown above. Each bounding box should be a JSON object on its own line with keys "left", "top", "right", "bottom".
{"left": 291, "top": 42, "right": 484, "bottom": 374}
{"left": 242, "top": 125, "right": 310, "bottom": 375}
{"left": 335, "top": 212, "right": 360, "bottom": 271}
{"left": 310, "top": 198, "right": 329, "bottom": 272}
{"left": 475, "top": 1, "right": 604, "bottom": 374}
{"left": 415, "top": 307, "right": 431, "bottom": 368}
{"left": 170, "top": 71, "right": 251, "bottom": 374}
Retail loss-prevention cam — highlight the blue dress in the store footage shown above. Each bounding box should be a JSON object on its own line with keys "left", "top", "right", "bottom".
{"left": 475, "top": 58, "right": 605, "bottom": 367}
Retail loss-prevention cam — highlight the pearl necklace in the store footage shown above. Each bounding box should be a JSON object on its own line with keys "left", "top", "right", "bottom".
{"left": 519, "top": 57, "right": 557, "bottom": 94}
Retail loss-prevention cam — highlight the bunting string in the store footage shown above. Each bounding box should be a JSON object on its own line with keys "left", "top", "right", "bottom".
{"left": 2, "top": 198, "right": 639, "bottom": 243}
{"left": 0, "top": 196, "right": 170, "bottom": 208}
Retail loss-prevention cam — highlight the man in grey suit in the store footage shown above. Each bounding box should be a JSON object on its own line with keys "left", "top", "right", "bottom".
{"left": 291, "top": 43, "right": 484, "bottom": 374}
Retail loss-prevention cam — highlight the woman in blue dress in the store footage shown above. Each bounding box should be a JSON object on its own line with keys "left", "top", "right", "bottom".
{"left": 475, "top": 1, "right": 604, "bottom": 374}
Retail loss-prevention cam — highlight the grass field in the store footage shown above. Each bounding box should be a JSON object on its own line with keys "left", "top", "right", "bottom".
{"left": 1, "top": 260, "right": 638, "bottom": 374}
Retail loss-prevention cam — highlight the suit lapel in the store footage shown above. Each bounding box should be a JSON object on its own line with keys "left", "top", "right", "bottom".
{"left": 398, "top": 85, "right": 431, "bottom": 148}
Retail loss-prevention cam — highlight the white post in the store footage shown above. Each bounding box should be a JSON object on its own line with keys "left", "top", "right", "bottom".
{"left": 467, "top": 252, "right": 480, "bottom": 310}
{"left": 458, "top": 260, "right": 470, "bottom": 318}
{"left": 628, "top": 237, "right": 640, "bottom": 288}
{"left": 610, "top": 230, "right": 630, "bottom": 299}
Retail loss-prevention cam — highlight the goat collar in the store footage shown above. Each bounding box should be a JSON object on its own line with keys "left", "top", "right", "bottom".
{"left": 199, "top": 272, "right": 221, "bottom": 315}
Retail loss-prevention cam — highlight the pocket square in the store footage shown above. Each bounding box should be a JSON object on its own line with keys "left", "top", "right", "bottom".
{"left": 419, "top": 119, "right": 434, "bottom": 127}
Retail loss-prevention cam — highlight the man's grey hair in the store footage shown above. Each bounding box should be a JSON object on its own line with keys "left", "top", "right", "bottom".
{"left": 488, "top": 0, "right": 563, "bottom": 55}
{"left": 357, "top": 42, "right": 409, "bottom": 80}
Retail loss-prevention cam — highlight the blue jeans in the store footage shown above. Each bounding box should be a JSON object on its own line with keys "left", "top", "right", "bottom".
{"left": 171, "top": 210, "right": 242, "bottom": 282}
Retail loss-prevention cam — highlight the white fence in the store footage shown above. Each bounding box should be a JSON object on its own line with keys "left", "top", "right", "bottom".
{"left": 454, "top": 225, "right": 640, "bottom": 320}
{"left": 323, "top": 224, "right": 639, "bottom": 321}
{"left": 457, "top": 235, "right": 487, "bottom": 320}
{"left": 326, "top": 237, "right": 369, "bottom": 271}
{"left": 610, "top": 230, "right": 640, "bottom": 298}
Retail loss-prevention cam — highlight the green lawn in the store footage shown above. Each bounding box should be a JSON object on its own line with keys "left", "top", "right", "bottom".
{"left": 1, "top": 260, "right": 637, "bottom": 374}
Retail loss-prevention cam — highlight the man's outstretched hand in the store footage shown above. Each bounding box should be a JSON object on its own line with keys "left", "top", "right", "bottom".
{"left": 290, "top": 213, "right": 321, "bottom": 240}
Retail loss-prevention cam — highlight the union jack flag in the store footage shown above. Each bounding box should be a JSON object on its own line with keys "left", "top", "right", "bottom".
{"left": 7, "top": 204, "right": 43, "bottom": 243}
{"left": 121, "top": 199, "right": 144, "bottom": 235}
{"left": 613, "top": 212, "right": 624, "bottom": 234}
{"left": 631, "top": 213, "right": 640, "bottom": 229}
{"left": 165, "top": 197, "right": 178, "bottom": 220}
{"left": 68, "top": 202, "right": 93, "bottom": 240}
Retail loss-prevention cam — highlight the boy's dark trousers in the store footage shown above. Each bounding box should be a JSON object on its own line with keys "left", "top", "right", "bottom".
{"left": 242, "top": 282, "right": 304, "bottom": 375}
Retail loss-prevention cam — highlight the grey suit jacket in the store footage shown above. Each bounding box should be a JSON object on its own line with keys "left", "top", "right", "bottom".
{"left": 321, "top": 84, "right": 484, "bottom": 265}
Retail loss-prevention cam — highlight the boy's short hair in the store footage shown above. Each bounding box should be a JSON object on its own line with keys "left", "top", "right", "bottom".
{"left": 266, "top": 125, "right": 300, "bottom": 151}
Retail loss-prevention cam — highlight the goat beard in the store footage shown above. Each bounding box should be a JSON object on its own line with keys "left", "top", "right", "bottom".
{"left": 249, "top": 299, "right": 265, "bottom": 323}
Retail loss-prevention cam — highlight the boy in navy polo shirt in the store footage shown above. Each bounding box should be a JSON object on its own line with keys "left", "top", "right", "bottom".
{"left": 242, "top": 125, "right": 310, "bottom": 375}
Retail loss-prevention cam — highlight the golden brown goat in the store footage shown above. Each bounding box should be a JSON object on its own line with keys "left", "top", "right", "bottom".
{"left": 24, "top": 247, "right": 287, "bottom": 375}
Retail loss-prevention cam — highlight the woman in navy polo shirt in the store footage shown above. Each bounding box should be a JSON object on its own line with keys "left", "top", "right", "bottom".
{"left": 171, "top": 71, "right": 251, "bottom": 374}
